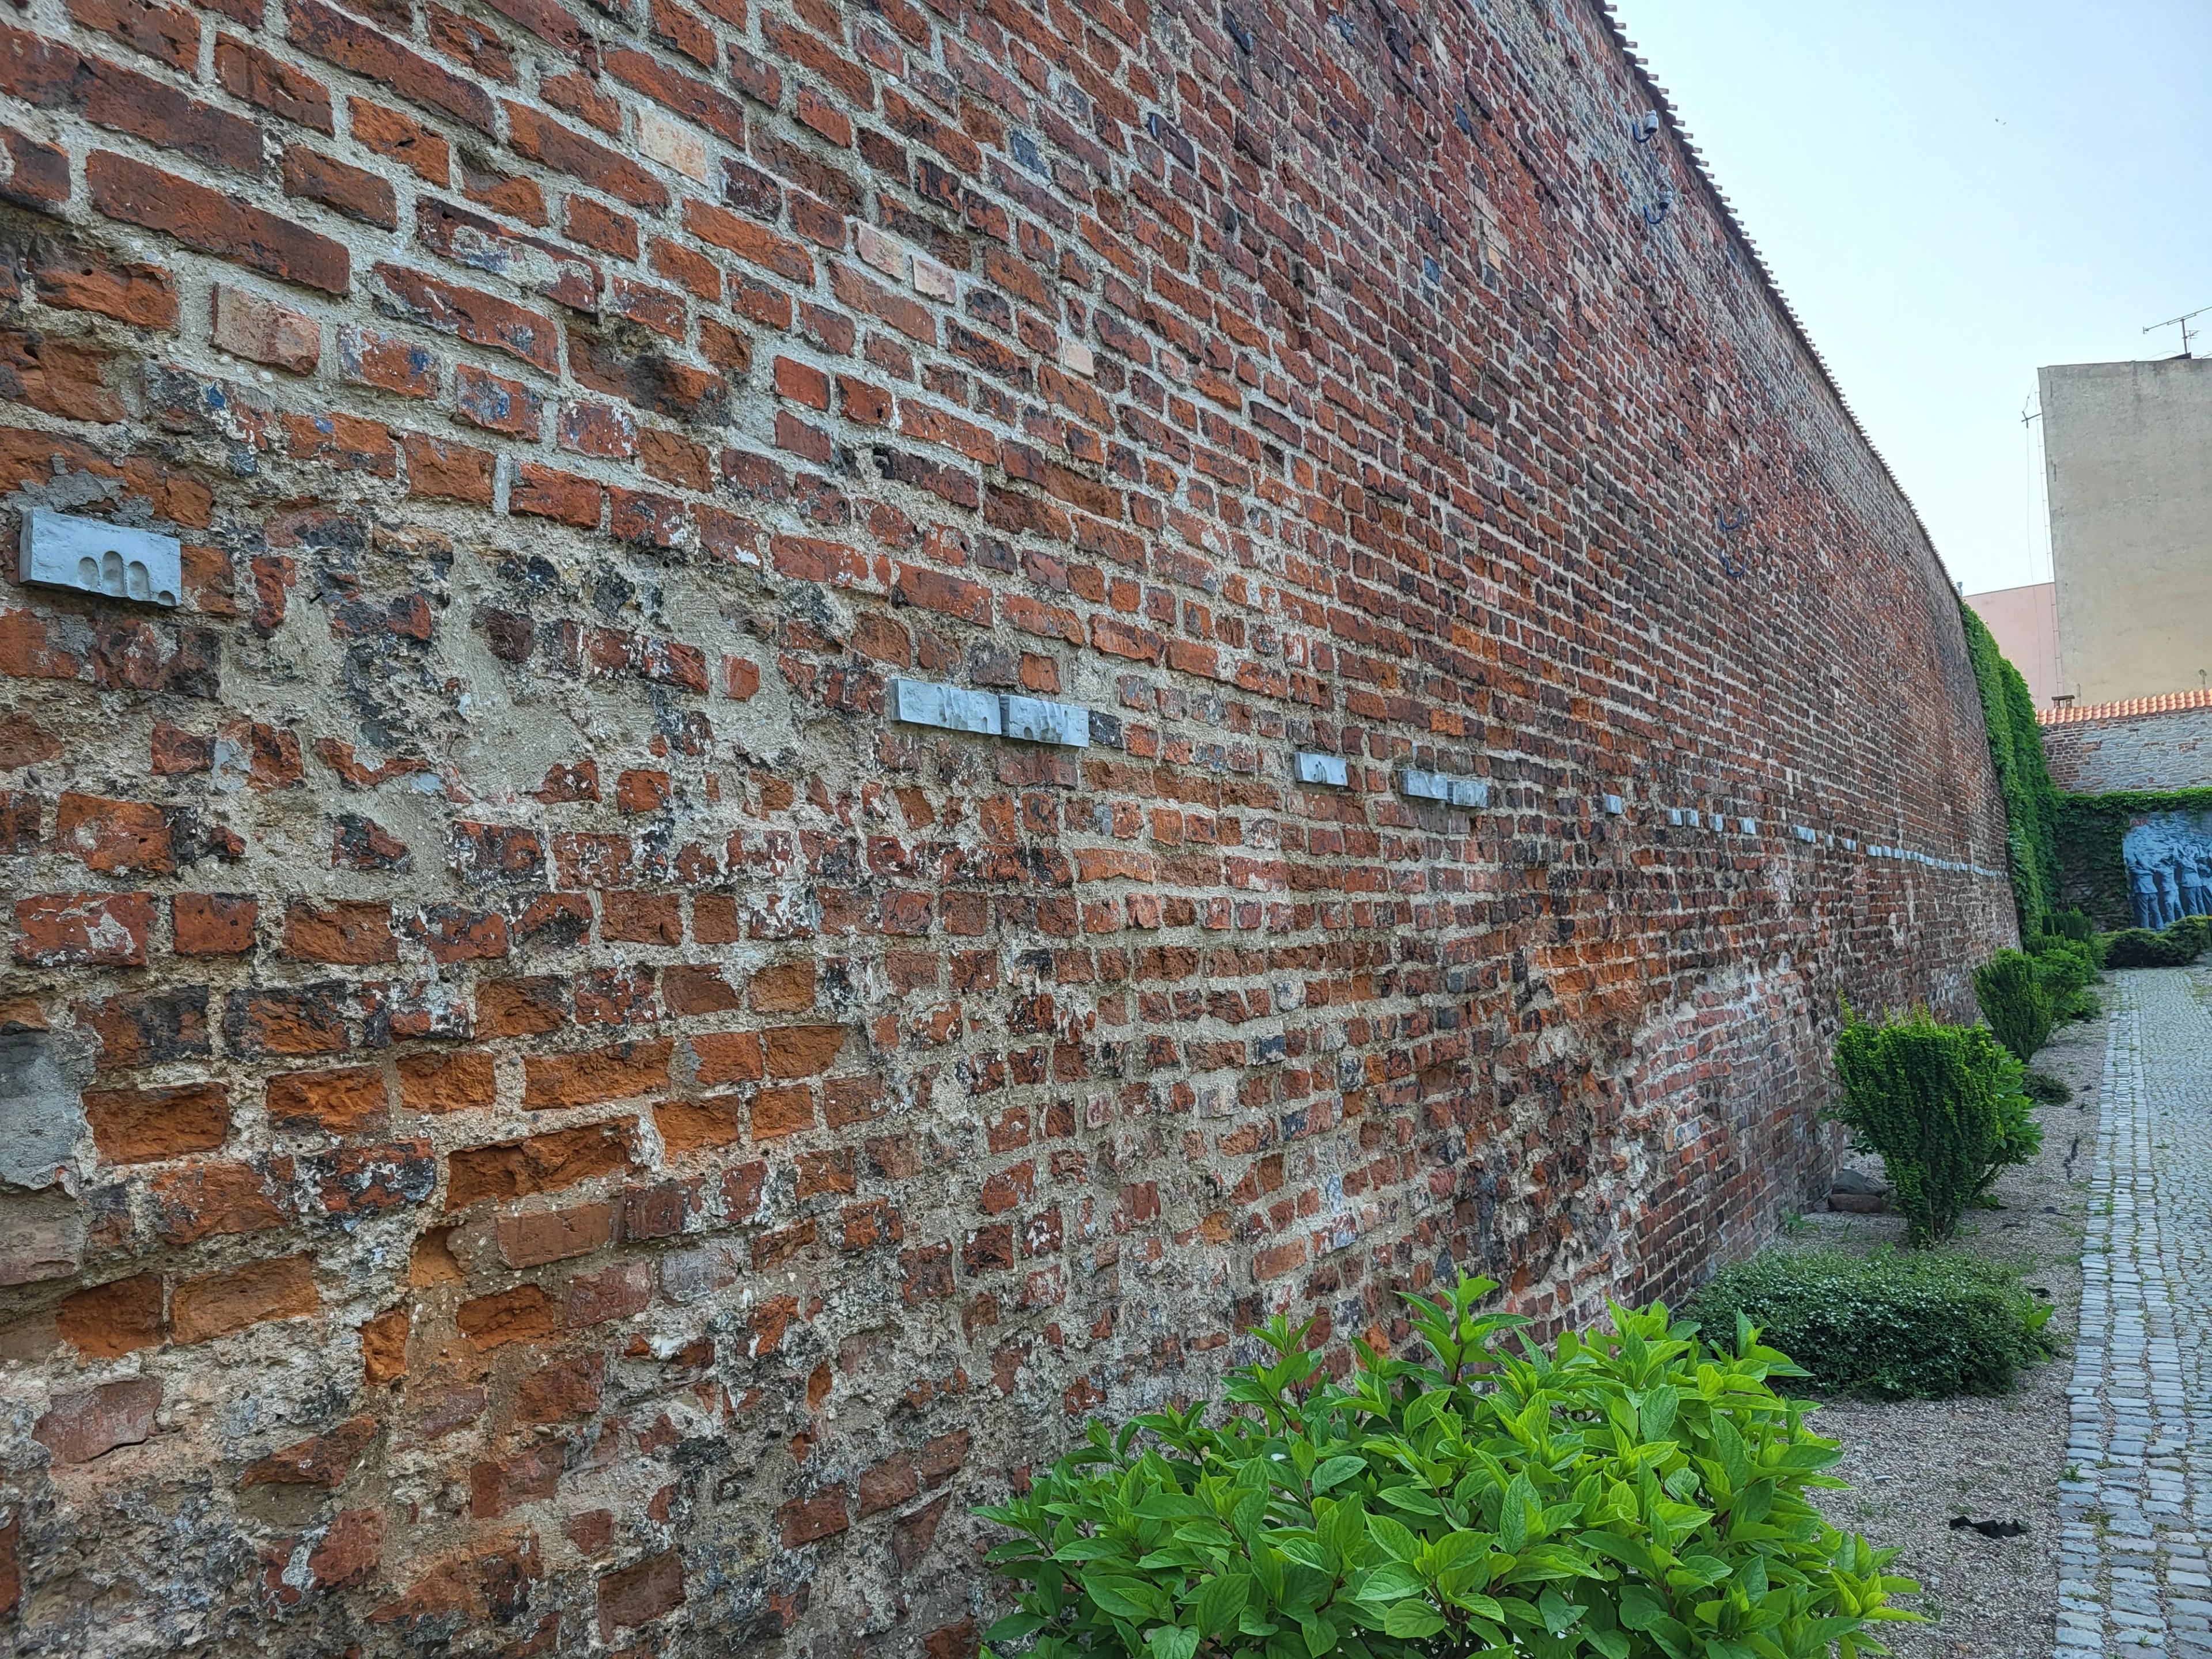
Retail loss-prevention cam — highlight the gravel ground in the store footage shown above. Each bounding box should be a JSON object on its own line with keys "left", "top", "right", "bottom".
{"left": 1775, "top": 996, "right": 2109, "bottom": 1659}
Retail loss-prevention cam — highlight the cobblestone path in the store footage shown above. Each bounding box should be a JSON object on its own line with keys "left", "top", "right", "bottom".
{"left": 2059, "top": 969, "right": 2212, "bottom": 1656}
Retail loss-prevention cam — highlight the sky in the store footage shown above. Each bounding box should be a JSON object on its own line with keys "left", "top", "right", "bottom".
{"left": 1603, "top": 0, "right": 2212, "bottom": 598}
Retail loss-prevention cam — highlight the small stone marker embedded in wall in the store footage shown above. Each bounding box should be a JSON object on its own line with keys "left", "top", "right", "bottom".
{"left": 1294, "top": 752, "right": 1349, "bottom": 787}
{"left": 890, "top": 678, "right": 1003, "bottom": 736}
{"left": 18, "top": 509, "right": 181, "bottom": 608}
{"left": 999, "top": 694, "right": 1089, "bottom": 748}
{"left": 1399, "top": 769, "right": 1488, "bottom": 808}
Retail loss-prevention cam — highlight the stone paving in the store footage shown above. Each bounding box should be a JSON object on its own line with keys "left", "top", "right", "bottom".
{"left": 2058, "top": 969, "right": 2212, "bottom": 1657}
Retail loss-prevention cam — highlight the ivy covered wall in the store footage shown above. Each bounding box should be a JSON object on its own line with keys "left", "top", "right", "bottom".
{"left": 2055, "top": 789, "right": 2212, "bottom": 927}
{"left": 1961, "top": 601, "right": 2062, "bottom": 936}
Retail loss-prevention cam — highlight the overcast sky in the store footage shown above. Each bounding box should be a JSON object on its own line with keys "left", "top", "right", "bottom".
{"left": 1604, "top": 0, "right": 2212, "bottom": 598}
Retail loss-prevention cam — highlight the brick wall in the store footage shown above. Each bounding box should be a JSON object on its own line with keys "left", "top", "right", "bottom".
{"left": 2041, "top": 693, "right": 2212, "bottom": 793}
{"left": 0, "top": 0, "right": 2014, "bottom": 1649}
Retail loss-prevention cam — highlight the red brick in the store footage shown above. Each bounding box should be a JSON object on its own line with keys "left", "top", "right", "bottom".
{"left": 284, "top": 900, "right": 397, "bottom": 964}
{"left": 598, "top": 1551, "right": 684, "bottom": 1638}
{"left": 396, "top": 1050, "right": 497, "bottom": 1113}
{"left": 55, "top": 1274, "right": 165, "bottom": 1358}
{"left": 777, "top": 1486, "right": 849, "bottom": 1547}
{"left": 454, "top": 364, "right": 543, "bottom": 435}
{"left": 503, "top": 101, "right": 669, "bottom": 210}
{"left": 374, "top": 264, "right": 556, "bottom": 372}
{"left": 175, "top": 892, "right": 257, "bottom": 955}
{"left": 214, "top": 34, "right": 331, "bottom": 130}
{"left": 348, "top": 97, "right": 448, "bottom": 184}
{"left": 0, "top": 329, "right": 123, "bottom": 422}
{"left": 0, "top": 123, "right": 68, "bottom": 210}
{"left": 33, "top": 1378, "right": 160, "bottom": 1464}
{"left": 681, "top": 199, "right": 814, "bottom": 284}
{"left": 283, "top": 145, "right": 399, "bottom": 229}
{"left": 149, "top": 1160, "right": 291, "bottom": 1244}
{"left": 87, "top": 153, "right": 349, "bottom": 294}
{"left": 0, "top": 22, "right": 256, "bottom": 171}
{"left": 242, "top": 1415, "right": 376, "bottom": 1488}
{"left": 171, "top": 1254, "right": 319, "bottom": 1343}
{"left": 511, "top": 462, "right": 602, "bottom": 526}
{"left": 603, "top": 44, "right": 744, "bottom": 145}
{"left": 31, "top": 246, "right": 177, "bottom": 328}
{"left": 456, "top": 1283, "right": 554, "bottom": 1347}
{"left": 14, "top": 891, "right": 153, "bottom": 966}
{"left": 211, "top": 284, "right": 321, "bottom": 373}
{"left": 497, "top": 1202, "right": 613, "bottom": 1267}
{"left": 267, "top": 1065, "right": 387, "bottom": 1134}
{"left": 522, "top": 1040, "right": 671, "bottom": 1109}
{"left": 446, "top": 1122, "right": 631, "bottom": 1209}
{"left": 286, "top": 0, "right": 495, "bottom": 133}
{"left": 565, "top": 195, "right": 639, "bottom": 259}
{"left": 402, "top": 432, "right": 495, "bottom": 503}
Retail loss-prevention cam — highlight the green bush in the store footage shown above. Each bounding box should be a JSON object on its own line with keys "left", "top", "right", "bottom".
{"left": 2102, "top": 927, "right": 2196, "bottom": 968}
{"left": 1972, "top": 950, "right": 2053, "bottom": 1062}
{"left": 2056, "top": 987, "right": 2100, "bottom": 1022}
{"left": 1690, "top": 1249, "right": 2054, "bottom": 1399}
{"left": 1831, "top": 1009, "right": 2039, "bottom": 1246}
{"left": 979, "top": 1276, "right": 1919, "bottom": 1659}
{"left": 2025, "top": 933, "right": 2097, "bottom": 991}
{"left": 2046, "top": 908, "right": 2097, "bottom": 946}
{"left": 2021, "top": 1070, "right": 2071, "bottom": 1108}
{"left": 2167, "top": 914, "right": 2212, "bottom": 958}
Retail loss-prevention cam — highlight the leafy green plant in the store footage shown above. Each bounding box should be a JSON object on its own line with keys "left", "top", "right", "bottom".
{"left": 1972, "top": 950, "right": 2053, "bottom": 1062}
{"left": 2101, "top": 927, "right": 2196, "bottom": 968}
{"left": 979, "top": 1276, "right": 1920, "bottom": 1659}
{"left": 1690, "top": 1249, "right": 2055, "bottom": 1399}
{"left": 2021, "top": 1070, "right": 2072, "bottom": 1109}
{"left": 1831, "top": 1009, "right": 2040, "bottom": 1246}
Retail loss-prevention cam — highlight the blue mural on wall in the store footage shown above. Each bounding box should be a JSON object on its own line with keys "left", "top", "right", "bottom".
{"left": 2123, "top": 814, "right": 2212, "bottom": 928}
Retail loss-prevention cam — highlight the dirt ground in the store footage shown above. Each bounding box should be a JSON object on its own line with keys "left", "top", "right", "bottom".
{"left": 1785, "top": 998, "right": 2107, "bottom": 1659}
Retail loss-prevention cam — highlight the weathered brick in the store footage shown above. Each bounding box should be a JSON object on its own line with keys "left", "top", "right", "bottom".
{"left": 33, "top": 1377, "right": 160, "bottom": 1464}
{"left": 84, "top": 1079, "right": 229, "bottom": 1162}
{"left": 31, "top": 246, "right": 178, "bottom": 328}
{"left": 211, "top": 284, "right": 321, "bottom": 373}
{"left": 286, "top": 0, "right": 495, "bottom": 133}
{"left": 55, "top": 1272, "right": 165, "bottom": 1357}
{"left": 267, "top": 1065, "right": 387, "bottom": 1134}
{"left": 446, "top": 1122, "right": 631, "bottom": 1209}
{"left": 283, "top": 145, "right": 399, "bottom": 230}
{"left": 14, "top": 891, "right": 153, "bottom": 966}
{"left": 173, "top": 892, "right": 257, "bottom": 955}
{"left": 171, "top": 1253, "right": 318, "bottom": 1343}
{"left": 214, "top": 35, "right": 331, "bottom": 131}
{"left": 373, "top": 264, "right": 556, "bottom": 372}
{"left": 88, "top": 153, "right": 349, "bottom": 293}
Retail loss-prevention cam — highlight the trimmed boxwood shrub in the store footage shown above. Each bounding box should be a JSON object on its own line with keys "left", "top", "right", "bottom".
{"left": 1691, "top": 1249, "right": 2054, "bottom": 1399}
{"left": 2103, "top": 927, "right": 2198, "bottom": 968}
{"left": 1973, "top": 949, "right": 2052, "bottom": 1062}
{"left": 1831, "top": 1009, "right": 2041, "bottom": 1246}
{"left": 979, "top": 1276, "right": 1919, "bottom": 1659}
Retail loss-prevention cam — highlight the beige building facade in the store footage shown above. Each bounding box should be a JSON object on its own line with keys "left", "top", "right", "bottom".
{"left": 2040, "top": 355, "right": 2212, "bottom": 705}
{"left": 1964, "top": 579, "right": 2061, "bottom": 707}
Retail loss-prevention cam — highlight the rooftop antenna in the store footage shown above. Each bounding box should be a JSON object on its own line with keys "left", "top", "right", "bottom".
{"left": 2144, "top": 304, "right": 2210, "bottom": 358}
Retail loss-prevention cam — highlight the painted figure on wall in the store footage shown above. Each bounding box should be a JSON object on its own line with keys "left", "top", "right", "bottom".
{"left": 2122, "top": 815, "right": 2212, "bottom": 929}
